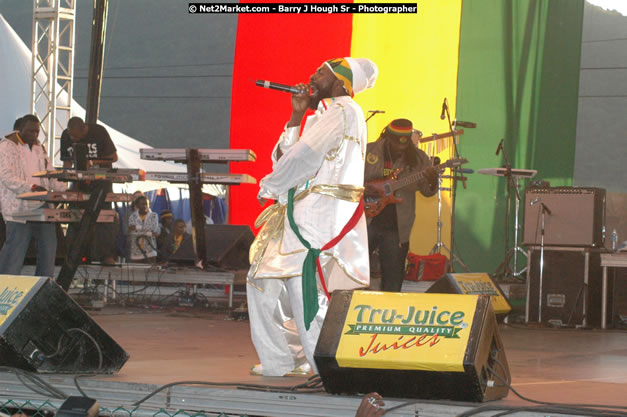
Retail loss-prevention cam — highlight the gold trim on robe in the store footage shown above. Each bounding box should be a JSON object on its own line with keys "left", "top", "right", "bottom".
{"left": 248, "top": 184, "right": 364, "bottom": 281}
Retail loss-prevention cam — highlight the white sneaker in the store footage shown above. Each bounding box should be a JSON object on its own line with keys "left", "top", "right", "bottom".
{"left": 250, "top": 363, "right": 263, "bottom": 376}
{"left": 250, "top": 362, "right": 312, "bottom": 377}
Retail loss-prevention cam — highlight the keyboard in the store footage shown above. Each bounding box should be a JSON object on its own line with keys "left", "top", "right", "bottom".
{"left": 12, "top": 208, "right": 117, "bottom": 223}
{"left": 140, "top": 148, "right": 256, "bottom": 163}
{"left": 144, "top": 172, "right": 256, "bottom": 185}
{"left": 18, "top": 191, "right": 133, "bottom": 203}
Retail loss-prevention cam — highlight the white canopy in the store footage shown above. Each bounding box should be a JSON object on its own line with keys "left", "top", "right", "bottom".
{"left": 0, "top": 14, "right": 223, "bottom": 196}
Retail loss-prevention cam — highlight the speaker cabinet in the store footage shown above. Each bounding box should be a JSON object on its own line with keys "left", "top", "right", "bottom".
{"left": 426, "top": 273, "right": 512, "bottom": 320}
{"left": 314, "top": 290, "right": 510, "bottom": 402}
{"left": 523, "top": 187, "right": 605, "bottom": 247}
{"left": 526, "top": 248, "right": 605, "bottom": 327}
{"left": 205, "top": 225, "right": 254, "bottom": 269}
{"left": 0, "top": 275, "right": 128, "bottom": 373}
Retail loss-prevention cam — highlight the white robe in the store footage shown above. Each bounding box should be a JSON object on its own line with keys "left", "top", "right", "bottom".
{"left": 247, "top": 96, "right": 370, "bottom": 376}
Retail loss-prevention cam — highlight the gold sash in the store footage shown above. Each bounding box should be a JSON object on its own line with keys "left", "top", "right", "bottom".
{"left": 248, "top": 184, "right": 363, "bottom": 279}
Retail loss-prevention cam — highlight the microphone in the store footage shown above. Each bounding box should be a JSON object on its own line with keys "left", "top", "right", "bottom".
{"left": 440, "top": 98, "right": 448, "bottom": 120}
{"left": 254, "top": 80, "right": 306, "bottom": 94}
{"left": 454, "top": 120, "right": 477, "bottom": 128}
{"left": 459, "top": 168, "right": 474, "bottom": 174}
{"left": 530, "top": 197, "right": 551, "bottom": 214}
{"left": 495, "top": 138, "right": 504, "bottom": 156}
{"left": 368, "top": 110, "right": 386, "bottom": 114}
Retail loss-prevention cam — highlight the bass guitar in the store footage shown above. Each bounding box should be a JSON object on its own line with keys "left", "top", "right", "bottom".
{"left": 364, "top": 158, "right": 468, "bottom": 218}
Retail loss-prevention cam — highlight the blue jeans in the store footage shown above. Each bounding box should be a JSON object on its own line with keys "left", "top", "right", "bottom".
{"left": 0, "top": 221, "right": 57, "bottom": 277}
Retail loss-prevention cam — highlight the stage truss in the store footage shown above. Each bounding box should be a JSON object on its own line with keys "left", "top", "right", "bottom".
{"left": 31, "top": 0, "right": 76, "bottom": 165}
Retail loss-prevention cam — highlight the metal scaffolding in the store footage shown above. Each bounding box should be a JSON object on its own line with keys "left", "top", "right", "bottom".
{"left": 31, "top": 0, "right": 76, "bottom": 165}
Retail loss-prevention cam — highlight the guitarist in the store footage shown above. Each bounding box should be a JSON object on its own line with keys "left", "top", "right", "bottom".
{"left": 364, "top": 118, "right": 438, "bottom": 292}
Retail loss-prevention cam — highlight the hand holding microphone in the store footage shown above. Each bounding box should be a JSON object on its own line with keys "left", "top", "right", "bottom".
{"left": 254, "top": 79, "right": 310, "bottom": 124}
{"left": 288, "top": 82, "right": 312, "bottom": 124}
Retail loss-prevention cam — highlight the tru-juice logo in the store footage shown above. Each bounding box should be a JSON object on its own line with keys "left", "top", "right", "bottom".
{"left": 0, "top": 287, "right": 24, "bottom": 315}
{"left": 344, "top": 304, "right": 468, "bottom": 357}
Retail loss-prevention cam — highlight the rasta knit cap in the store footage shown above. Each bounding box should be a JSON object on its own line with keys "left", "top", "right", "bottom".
{"left": 386, "top": 118, "right": 413, "bottom": 137}
{"left": 324, "top": 57, "right": 378, "bottom": 97}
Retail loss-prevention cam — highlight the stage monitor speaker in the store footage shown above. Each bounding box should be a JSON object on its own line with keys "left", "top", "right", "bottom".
{"left": 314, "top": 290, "right": 510, "bottom": 402}
{"left": 526, "top": 248, "right": 605, "bottom": 327}
{"left": 523, "top": 187, "right": 605, "bottom": 247}
{"left": 205, "top": 225, "right": 254, "bottom": 269}
{"left": 426, "top": 273, "right": 512, "bottom": 320}
{"left": 0, "top": 275, "right": 129, "bottom": 373}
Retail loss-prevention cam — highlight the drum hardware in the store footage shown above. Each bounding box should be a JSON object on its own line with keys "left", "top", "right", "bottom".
{"left": 479, "top": 140, "right": 537, "bottom": 281}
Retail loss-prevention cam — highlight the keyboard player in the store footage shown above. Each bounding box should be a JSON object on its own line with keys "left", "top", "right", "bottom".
{"left": 60, "top": 116, "right": 119, "bottom": 265}
{"left": 0, "top": 114, "right": 67, "bottom": 277}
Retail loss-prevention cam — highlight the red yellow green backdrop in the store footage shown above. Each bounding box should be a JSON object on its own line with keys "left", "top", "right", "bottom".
{"left": 229, "top": 0, "right": 584, "bottom": 274}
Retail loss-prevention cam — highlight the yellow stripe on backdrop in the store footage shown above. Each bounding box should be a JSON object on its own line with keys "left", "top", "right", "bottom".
{"left": 352, "top": 0, "right": 463, "bottom": 258}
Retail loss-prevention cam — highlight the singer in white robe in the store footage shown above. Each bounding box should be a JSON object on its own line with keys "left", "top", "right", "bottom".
{"left": 247, "top": 57, "right": 378, "bottom": 377}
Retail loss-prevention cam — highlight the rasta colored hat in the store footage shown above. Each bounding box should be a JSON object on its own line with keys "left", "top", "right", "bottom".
{"left": 386, "top": 118, "right": 413, "bottom": 137}
{"left": 160, "top": 210, "right": 173, "bottom": 220}
{"left": 324, "top": 57, "right": 378, "bottom": 97}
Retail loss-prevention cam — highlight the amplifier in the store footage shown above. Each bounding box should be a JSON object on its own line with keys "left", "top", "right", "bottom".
{"left": 523, "top": 187, "right": 605, "bottom": 247}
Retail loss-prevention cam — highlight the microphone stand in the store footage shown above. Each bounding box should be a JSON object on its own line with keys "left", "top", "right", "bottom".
{"left": 537, "top": 202, "right": 551, "bottom": 323}
{"left": 365, "top": 111, "right": 384, "bottom": 123}
{"left": 433, "top": 100, "right": 468, "bottom": 272}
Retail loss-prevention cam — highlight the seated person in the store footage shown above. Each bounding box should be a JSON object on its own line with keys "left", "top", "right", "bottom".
{"left": 156, "top": 209, "right": 173, "bottom": 262}
{"left": 159, "top": 219, "right": 195, "bottom": 263}
{"left": 128, "top": 196, "right": 160, "bottom": 263}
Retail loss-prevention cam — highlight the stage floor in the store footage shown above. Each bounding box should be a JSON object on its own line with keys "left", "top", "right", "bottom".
{"left": 2, "top": 304, "right": 627, "bottom": 416}
{"left": 90, "top": 307, "right": 627, "bottom": 411}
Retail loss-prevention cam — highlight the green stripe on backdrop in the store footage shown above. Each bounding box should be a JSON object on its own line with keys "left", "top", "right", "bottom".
{"left": 454, "top": 0, "right": 584, "bottom": 274}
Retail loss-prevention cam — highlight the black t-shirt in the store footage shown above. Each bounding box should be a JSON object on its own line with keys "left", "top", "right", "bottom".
{"left": 60, "top": 124, "right": 117, "bottom": 168}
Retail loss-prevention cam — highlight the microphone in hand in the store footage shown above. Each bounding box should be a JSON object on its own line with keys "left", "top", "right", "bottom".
{"left": 254, "top": 80, "right": 307, "bottom": 94}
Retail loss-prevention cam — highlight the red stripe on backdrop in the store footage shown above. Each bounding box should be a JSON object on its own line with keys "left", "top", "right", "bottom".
{"left": 229, "top": 2, "right": 353, "bottom": 232}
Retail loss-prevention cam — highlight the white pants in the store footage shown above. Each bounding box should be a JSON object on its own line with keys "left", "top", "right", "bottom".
{"left": 247, "top": 276, "right": 329, "bottom": 376}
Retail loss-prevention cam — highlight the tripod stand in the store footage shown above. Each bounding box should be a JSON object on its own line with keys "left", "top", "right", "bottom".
{"left": 428, "top": 97, "right": 470, "bottom": 272}
{"left": 492, "top": 141, "right": 534, "bottom": 281}
{"left": 429, "top": 168, "right": 469, "bottom": 271}
{"left": 494, "top": 173, "right": 529, "bottom": 280}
